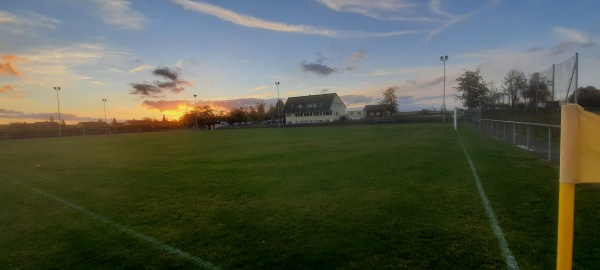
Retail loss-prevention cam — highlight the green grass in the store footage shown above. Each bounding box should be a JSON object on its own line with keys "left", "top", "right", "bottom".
{"left": 0, "top": 124, "right": 598, "bottom": 269}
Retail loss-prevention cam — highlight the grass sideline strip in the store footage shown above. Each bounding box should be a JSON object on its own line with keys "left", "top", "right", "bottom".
{"left": 9, "top": 177, "right": 219, "bottom": 270}
{"left": 456, "top": 131, "right": 519, "bottom": 270}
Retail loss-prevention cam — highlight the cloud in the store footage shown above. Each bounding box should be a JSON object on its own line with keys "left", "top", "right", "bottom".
{"left": 0, "top": 55, "right": 25, "bottom": 78}
{"left": 426, "top": 0, "right": 500, "bottom": 40}
{"left": 0, "top": 108, "right": 24, "bottom": 116}
{"left": 554, "top": 27, "right": 590, "bottom": 44}
{"left": 397, "top": 95, "right": 415, "bottom": 104}
{"left": 318, "top": 0, "right": 416, "bottom": 13}
{"left": 428, "top": 0, "right": 454, "bottom": 18}
{"left": 315, "top": 52, "right": 334, "bottom": 64}
{"left": 550, "top": 42, "right": 578, "bottom": 56}
{"left": 1, "top": 85, "right": 14, "bottom": 93}
{"left": 247, "top": 84, "right": 268, "bottom": 91}
{"left": 141, "top": 100, "right": 187, "bottom": 112}
{"left": 128, "top": 64, "right": 154, "bottom": 73}
{"left": 317, "top": 0, "right": 437, "bottom": 22}
{"left": 171, "top": 0, "right": 417, "bottom": 38}
{"left": 13, "top": 43, "right": 128, "bottom": 88}
{"left": 95, "top": 0, "right": 146, "bottom": 29}
{"left": 130, "top": 67, "right": 193, "bottom": 97}
{"left": 418, "top": 76, "right": 444, "bottom": 88}
{"left": 0, "top": 108, "right": 95, "bottom": 122}
{"left": 350, "top": 51, "right": 365, "bottom": 60}
{"left": 300, "top": 62, "right": 338, "bottom": 77}
{"left": 130, "top": 83, "right": 162, "bottom": 97}
{"left": 340, "top": 94, "right": 373, "bottom": 106}
{"left": 549, "top": 27, "right": 596, "bottom": 56}
{"left": 153, "top": 67, "right": 180, "bottom": 81}
{"left": 0, "top": 10, "right": 60, "bottom": 29}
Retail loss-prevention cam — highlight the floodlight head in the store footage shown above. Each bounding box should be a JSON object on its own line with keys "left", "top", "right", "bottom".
{"left": 193, "top": 94, "right": 197, "bottom": 98}
{"left": 445, "top": 55, "right": 448, "bottom": 60}
{"left": 440, "top": 56, "right": 444, "bottom": 61}
{"left": 54, "top": 86, "right": 61, "bottom": 90}
{"left": 275, "top": 82, "right": 280, "bottom": 85}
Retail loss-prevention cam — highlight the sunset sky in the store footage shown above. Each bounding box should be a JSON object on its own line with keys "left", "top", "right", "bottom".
{"left": 1, "top": 0, "right": 599, "bottom": 124}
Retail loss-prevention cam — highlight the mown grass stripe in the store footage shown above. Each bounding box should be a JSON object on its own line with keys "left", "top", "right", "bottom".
{"left": 456, "top": 131, "right": 520, "bottom": 270}
{"left": 9, "top": 178, "right": 219, "bottom": 270}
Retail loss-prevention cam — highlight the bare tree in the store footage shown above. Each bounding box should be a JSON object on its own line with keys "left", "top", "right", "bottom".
{"left": 502, "top": 69, "right": 527, "bottom": 110}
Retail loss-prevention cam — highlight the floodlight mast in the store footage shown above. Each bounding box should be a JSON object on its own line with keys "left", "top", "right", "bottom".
{"left": 440, "top": 55, "right": 448, "bottom": 123}
{"left": 102, "top": 98, "right": 107, "bottom": 123}
{"left": 53, "top": 86, "right": 62, "bottom": 137}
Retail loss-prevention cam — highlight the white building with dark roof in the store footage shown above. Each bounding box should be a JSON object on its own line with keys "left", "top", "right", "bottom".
{"left": 282, "top": 93, "right": 347, "bottom": 124}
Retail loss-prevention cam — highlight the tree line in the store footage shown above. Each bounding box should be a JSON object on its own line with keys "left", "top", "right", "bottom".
{"left": 455, "top": 68, "right": 600, "bottom": 110}
{"left": 178, "top": 100, "right": 285, "bottom": 128}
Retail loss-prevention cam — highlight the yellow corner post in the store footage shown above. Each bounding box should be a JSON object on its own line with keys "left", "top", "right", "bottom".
{"left": 556, "top": 182, "right": 575, "bottom": 270}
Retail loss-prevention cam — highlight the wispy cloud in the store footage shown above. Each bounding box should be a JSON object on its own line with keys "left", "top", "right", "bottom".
{"left": 0, "top": 108, "right": 95, "bottom": 122}
{"left": 317, "top": 0, "right": 438, "bottom": 22}
{"left": 418, "top": 76, "right": 444, "bottom": 88}
{"left": 0, "top": 55, "right": 25, "bottom": 78}
{"left": 171, "top": 0, "right": 417, "bottom": 38}
{"left": 247, "top": 84, "right": 268, "bottom": 91}
{"left": 0, "top": 10, "right": 61, "bottom": 29}
{"left": 316, "top": 0, "right": 501, "bottom": 40}
{"left": 340, "top": 94, "right": 373, "bottom": 106}
{"left": 0, "top": 85, "right": 14, "bottom": 93}
{"left": 554, "top": 27, "right": 590, "bottom": 44}
{"left": 549, "top": 27, "right": 597, "bottom": 56}
{"left": 12, "top": 43, "right": 129, "bottom": 89}
{"left": 426, "top": 0, "right": 501, "bottom": 40}
{"left": 95, "top": 0, "right": 146, "bottom": 29}
{"left": 428, "top": 0, "right": 455, "bottom": 18}
{"left": 350, "top": 51, "right": 365, "bottom": 60}
{"left": 128, "top": 64, "right": 154, "bottom": 73}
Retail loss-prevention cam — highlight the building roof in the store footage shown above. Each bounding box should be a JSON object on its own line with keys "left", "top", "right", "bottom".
{"left": 282, "top": 93, "right": 345, "bottom": 113}
{"left": 363, "top": 104, "right": 386, "bottom": 111}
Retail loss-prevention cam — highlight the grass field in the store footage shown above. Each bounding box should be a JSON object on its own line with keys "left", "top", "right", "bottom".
{"left": 1, "top": 124, "right": 599, "bottom": 269}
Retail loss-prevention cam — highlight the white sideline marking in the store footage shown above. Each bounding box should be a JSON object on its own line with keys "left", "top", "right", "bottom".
{"left": 456, "top": 134, "right": 520, "bottom": 270}
{"left": 9, "top": 178, "right": 219, "bottom": 270}
{"left": 516, "top": 145, "right": 534, "bottom": 152}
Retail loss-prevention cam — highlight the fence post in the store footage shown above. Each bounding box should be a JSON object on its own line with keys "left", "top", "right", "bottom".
{"left": 526, "top": 124, "right": 530, "bottom": 150}
{"left": 495, "top": 121, "right": 498, "bottom": 138}
{"left": 513, "top": 123, "right": 516, "bottom": 145}
{"left": 548, "top": 127, "right": 552, "bottom": 161}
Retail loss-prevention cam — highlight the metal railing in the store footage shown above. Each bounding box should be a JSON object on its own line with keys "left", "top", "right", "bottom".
{"left": 478, "top": 119, "right": 561, "bottom": 163}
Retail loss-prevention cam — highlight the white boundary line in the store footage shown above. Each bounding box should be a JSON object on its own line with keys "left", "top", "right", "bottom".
{"left": 456, "top": 132, "right": 519, "bottom": 270}
{"left": 9, "top": 178, "right": 219, "bottom": 270}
